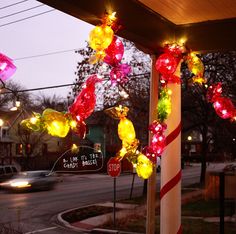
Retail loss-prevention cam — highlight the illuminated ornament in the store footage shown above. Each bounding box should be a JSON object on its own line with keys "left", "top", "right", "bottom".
{"left": 117, "top": 115, "right": 136, "bottom": 144}
{"left": 142, "top": 146, "right": 158, "bottom": 164}
{"left": 136, "top": 154, "right": 153, "bottom": 179}
{"left": 150, "top": 133, "right": 166, "bottom": 155}
{"left": 102, "top": 12, "right": 119, "bottom": 32}
{"left": 110, "top": 64, "right": 131, "bottom": 84}
{"left": 118, "top": 123, "right": 135, "bottom": 145}
{"left": 69, "top": 75, "right": 102, "bottom": 120}
{"left": 155, "top": 53, "right": 178, "bottom": 76}
{"left": 191, "top": 76, "right": 206, "bottom": 85}
{"left": 232, "top": 111, "right": 236, "bottom": 122}
{"left": 89, "top": 51, "right": 106, "bottom": 64}
{"left": 187, "top": 52, "right": 204, "bottom": 77}
{"left": 42, "top": 109, "right": 70, "bottom": 137}
{"left": 213, "top": 97, "right": 235, "bottom": 119}
{"left": 71, "top": 144, "right": 79, "bottom": 154}
{"left": 105, "top": 105, "right": 152, "bottom": 178}
{"left": 69, "top": 116, "right": 87, "bottom": 139}
{"left": 123, "top": 149, "right": 139, "bottom": 165}
{"left": 20, "top": 113, "right": 43, "bottom": 132}
{"left": 0, "top": 53, "right": 16, "bottom": 81}
{"left": 149, "top": 120, "right": 167, "bottom": 135}
{"left": 158, "top": 88, "right": 172, "bottom": 122}
{"left": 105, "top": 106, "right": 135, "bottom": 144}
{"left": 164, "top": 43, "right": 185, "bottom": 57}
{"left": 206, "top": 83, "right": 222, "bottom": 102}
{"left": 161, "top": 74, "right": 181, "bottom": 84}
{"left": 146, "top": 120, "right": 167, "bottom": 160}
{"left": 103, "top": 36, "right": 124, "bottom": 66}
{"left": 89, "top": 25, "right": 114, "bottom": 52}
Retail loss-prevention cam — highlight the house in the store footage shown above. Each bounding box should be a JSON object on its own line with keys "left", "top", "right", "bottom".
{"left": 0, "top": 109, "right": 67, "bottom": 168}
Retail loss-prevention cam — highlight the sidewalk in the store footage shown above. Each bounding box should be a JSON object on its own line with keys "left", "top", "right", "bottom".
{"left": 57, "top": 189, "right": 204, "bottom": 233}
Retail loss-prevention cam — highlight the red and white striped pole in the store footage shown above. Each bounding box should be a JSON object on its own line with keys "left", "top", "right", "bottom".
{"left": 160, "top": 62, "right": 182, "bottom": 234}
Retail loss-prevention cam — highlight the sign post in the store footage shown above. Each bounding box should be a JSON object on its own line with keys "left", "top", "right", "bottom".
{"left": 107, "top": 157, "right": 121, "bottom": 228}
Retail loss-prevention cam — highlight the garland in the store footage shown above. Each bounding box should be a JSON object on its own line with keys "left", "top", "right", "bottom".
{"left": 2, "top": 12, "right": 235, "bottom": 179}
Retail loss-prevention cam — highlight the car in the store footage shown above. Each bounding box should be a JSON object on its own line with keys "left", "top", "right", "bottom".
{"left": 0, "top": 170, "right": 58, "bottom": 192}
{"left": 0, "top": 165, "right": 18, "bottom": 183}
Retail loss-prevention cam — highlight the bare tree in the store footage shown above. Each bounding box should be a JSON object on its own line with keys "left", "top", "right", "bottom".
{"left": 182, "top": 51, "right": 236, "bottom": 184}
{"left": 0, "top": 81, "right": 33, "bottom": 110}
{"left": 72, "top": 39, "right": 151, "bottom": 145}
{"left": 34, "top": 93, "right": 67, "bottom": 112}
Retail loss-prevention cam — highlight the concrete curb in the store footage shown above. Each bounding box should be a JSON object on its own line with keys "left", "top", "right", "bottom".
{"left": 57, "top": 205, "right": 94, "bottom": 233}
{"left": 57, "top": 190, "right": 205, "bottom": 233}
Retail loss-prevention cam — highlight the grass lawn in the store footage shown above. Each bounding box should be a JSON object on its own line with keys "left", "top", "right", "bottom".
{"left": 100, "top": 199, "right": 236, "bottom": 233}
{"left": 102, "top": 216, "right": 235, "bottom": 234}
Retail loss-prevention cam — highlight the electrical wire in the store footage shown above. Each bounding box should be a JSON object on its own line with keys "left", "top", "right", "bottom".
{"left": 0, "top": 72, "right": 150, "bottom": 95}
{"left": 0, "top": 9, "right": 55, "bottom": 28}
{"left": 14, "top": 48, "right": 84, "bottom": 61}
{"left": 0, "top": 0, "right": 29, "bottom": 10}
{"left": 0, "top": 4, "right": 44, "bottom": 19}
{"left": 0, "top": 83, "right": 75, "bottom": 94}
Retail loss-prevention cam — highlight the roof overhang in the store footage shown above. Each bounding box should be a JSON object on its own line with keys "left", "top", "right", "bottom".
{"left": 38, "top": 0, "right": 236, "bottom": 54}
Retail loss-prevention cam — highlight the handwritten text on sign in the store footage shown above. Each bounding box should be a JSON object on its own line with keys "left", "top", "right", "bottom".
{"left": 63, "top": 153, "right": 100, "bottom": 169}
{"left": 56, "top": 146, "right": 103, "bottom": 172}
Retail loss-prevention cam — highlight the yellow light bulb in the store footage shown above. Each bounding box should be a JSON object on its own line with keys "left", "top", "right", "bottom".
{"left": 167, "top": 89, "right": 172, "bottom": 95}
{"left": 70, "top": 120, "right": 77, "bottom": 128}
{"left": 30, "top": 117, "right": 37, "bottom": 124}
{"left": 118, "top": 118, "right": 136, "bottom": 144}
{"left": 109, "top": 12, "right": 116, "bottom": 21}
{"left": 71, "top": 144, "right": 79, "bottom": 153}
{"left": 136, "top": 154, "right": 153, "bottom": 179}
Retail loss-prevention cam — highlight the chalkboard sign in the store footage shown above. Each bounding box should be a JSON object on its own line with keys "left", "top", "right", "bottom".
{"left": 54, "top": 146, "right": 104, "bottom": 172}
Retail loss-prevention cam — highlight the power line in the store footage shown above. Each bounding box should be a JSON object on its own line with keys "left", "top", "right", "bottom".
{"left": 0, "top": 9, "right": 55, "bottom": 28}
{"left": 1, "top": 83, "right": 75, "bottom": 94}
{"left": 14, "top": 48, "right": 84, "bottom": 61}
{"left": 0, "top": 0, "right": 29, "bottom": 10}
{"left": 0, "top": 72, "right": 150, "bottom": 95}
{"left": 0, "top": 4, "right": 44, "bottom": 19}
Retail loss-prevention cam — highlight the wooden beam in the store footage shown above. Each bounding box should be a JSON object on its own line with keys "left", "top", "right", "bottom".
{"left": 38, "top": 0, "right": 236, "bottom": 52}
{"left": 176, "top": 18, "right": 236, "bottom": 52}
{"left": 38, "top": 0, "right": 175, "bottom": 54}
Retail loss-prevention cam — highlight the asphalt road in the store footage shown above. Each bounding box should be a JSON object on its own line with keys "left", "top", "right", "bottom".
{"left": 0, "top": 164, "right": 204, "bottom": 234}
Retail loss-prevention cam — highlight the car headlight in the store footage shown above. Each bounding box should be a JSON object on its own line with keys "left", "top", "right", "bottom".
{"left": 10, "top": 181, "right": 31, "bottom": 188}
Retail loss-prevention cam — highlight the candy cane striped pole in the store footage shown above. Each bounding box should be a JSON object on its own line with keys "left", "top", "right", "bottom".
{"left": 160, "top": 62, "right": 182, "bottom": 234}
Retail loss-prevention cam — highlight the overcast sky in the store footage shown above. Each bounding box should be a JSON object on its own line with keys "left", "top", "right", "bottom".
{"left": 0, "top": 0, "right": 93, "bottom": 99}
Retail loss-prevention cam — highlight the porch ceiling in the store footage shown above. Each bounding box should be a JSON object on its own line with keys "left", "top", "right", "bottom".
{"left": 38, "top": 0, "right": 236, "bottom": 53}
{"left": 139, "top": 0, "right": 236, "bottom": 25}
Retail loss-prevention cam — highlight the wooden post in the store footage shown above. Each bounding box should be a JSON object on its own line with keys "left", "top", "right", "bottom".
{"left": 146, "top": 55, "right": 159, "bottom": 234}
{"left": 160, "top": 62, "right": 182, "bottom": 234}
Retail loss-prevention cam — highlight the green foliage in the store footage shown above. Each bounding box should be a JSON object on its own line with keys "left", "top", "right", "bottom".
{"left": 157, "top": 89, "right": 171, "bottom": 122}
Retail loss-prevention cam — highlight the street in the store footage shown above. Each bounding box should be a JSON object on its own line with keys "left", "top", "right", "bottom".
{"left": 0, "top": 164, "right": 203, "bottom": 233}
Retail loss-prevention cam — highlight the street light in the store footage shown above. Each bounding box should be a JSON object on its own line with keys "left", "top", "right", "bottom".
{"left": 187, "top": 135, "right": 192, "bottom": 141}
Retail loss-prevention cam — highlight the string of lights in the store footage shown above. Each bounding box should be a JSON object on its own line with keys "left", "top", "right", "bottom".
{"left": 0, "top": 0, "right": 29, "bottom": 10}
{"left": 0, "top": 4, "right": 44, "bottom": 19}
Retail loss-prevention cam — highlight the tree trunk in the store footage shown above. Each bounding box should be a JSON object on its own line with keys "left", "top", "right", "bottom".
{"left": 143, "top": 179, "right": 147, "bottom": 195}
{"left": 200, "top": 125, "right": 208, "bottom": 185}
